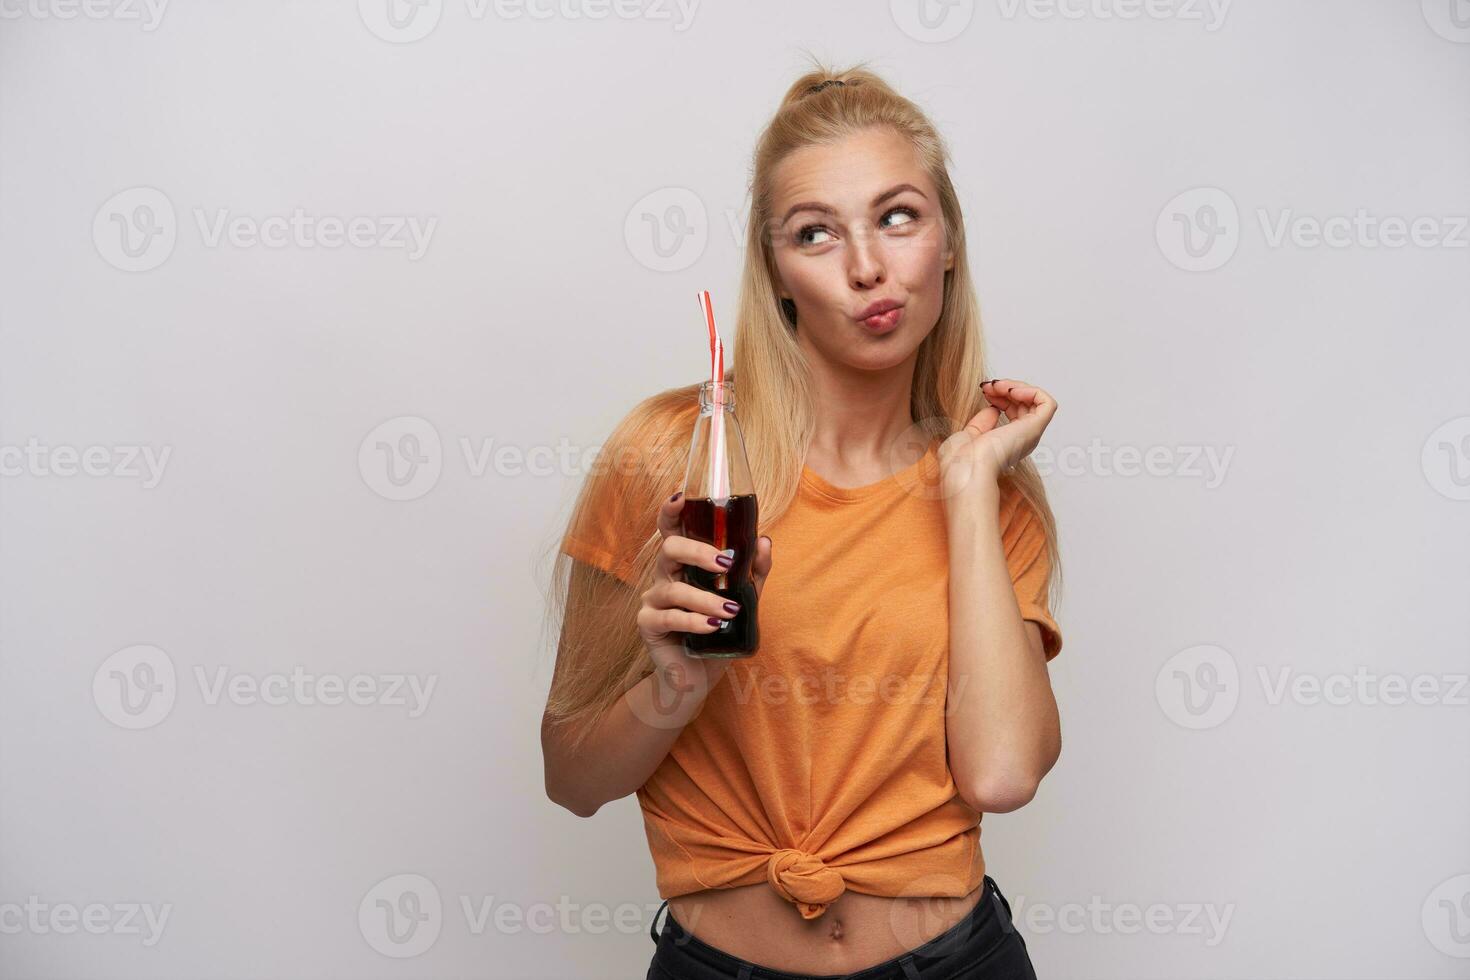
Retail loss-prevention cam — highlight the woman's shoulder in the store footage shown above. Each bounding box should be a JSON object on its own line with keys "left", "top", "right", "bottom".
{"left": 561, "top": 383, "right": 703, "bottom": 582}
{"left": 593, "top": 382, "right": 704, "bottom": 477}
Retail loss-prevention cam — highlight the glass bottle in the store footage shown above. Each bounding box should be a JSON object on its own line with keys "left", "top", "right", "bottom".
{"left": 680, "top": 380, "right": 760, "bottom": 658}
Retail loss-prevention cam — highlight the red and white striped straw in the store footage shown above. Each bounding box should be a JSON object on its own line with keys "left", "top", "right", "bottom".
{"left": 698, "top": 290, "right": 729, "bottom": 500}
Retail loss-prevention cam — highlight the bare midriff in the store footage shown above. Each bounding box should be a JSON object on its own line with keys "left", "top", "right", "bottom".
{"left": 666, "top": 880, "right": 984, "bottom": 975}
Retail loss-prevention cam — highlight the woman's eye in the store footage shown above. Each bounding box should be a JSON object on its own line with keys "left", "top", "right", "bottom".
{"left": 796, "top": 224, "right": 833, "bottom": 246}
{"left": 794, "top": 207, "right": 917, "bottom": 246}
{"left": 881, "top": 206, "right": 919, "bottom": 229}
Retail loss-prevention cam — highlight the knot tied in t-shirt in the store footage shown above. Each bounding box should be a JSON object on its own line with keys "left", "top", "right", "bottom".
{"left": 766, "top": 848, "right": 846, "bottom": 919}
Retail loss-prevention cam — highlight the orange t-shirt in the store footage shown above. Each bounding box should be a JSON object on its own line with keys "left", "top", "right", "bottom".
{"left": 561, "top": 436, "right": 1062, "bottom": 920}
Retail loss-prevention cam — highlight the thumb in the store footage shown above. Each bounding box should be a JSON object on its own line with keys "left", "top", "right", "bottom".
{"left": 751, "top": 535, "right": 773, "bottom": 597}
{"left": 963, "top": 402, "right": 1004, "bottom": 437}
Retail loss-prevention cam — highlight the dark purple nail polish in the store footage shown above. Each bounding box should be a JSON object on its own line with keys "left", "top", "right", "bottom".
{"left": 723, "top": 601, "right": 740, "bottom": 614}
{"left": 670, "top": 491, "right": 682, "bottom": 502}
{"left": 715, "top": 554, "right": 733, "bottom": 568}
{"left": 706, "top": 617, "right": 722, "bottom": 626}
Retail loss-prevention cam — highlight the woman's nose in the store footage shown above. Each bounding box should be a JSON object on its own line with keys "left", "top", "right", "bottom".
{"left": 847, "top": 227, "right": 886, "bottom": 288}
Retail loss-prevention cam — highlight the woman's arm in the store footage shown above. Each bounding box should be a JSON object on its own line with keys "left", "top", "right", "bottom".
{"left": 543, "top": 494, "right": 775, "bottom": 817}
{"left": 542, "top": 665, "right": 709, "bottom": 818}
{"left": 944, "top": 495, "right": 1060, "bottom": 813}
{"left": 939, "top": 379, "right": 1062, "bottom": 813}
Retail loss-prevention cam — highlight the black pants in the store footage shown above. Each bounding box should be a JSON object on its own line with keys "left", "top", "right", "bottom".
{"left": 646, "top": 875, "right": 1038, "bottom": 980}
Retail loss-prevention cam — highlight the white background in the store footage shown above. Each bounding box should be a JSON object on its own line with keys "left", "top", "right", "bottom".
{"left": 2, "top": 1, "right": 1468, "bottom": 977}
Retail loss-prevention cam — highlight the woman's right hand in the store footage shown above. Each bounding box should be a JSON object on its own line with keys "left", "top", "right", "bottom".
{"left": 637, "top": 491, "right": 773, "bottom": 715}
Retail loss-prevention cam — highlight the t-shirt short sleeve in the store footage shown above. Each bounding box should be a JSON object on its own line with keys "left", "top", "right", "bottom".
{"left": 560, "top": 464, "right": 648, "bottom": 587}
{"left": 1000, "top": 489, "right": 1063, "bottom": 661}
{"left": 559, "top": 407, "right": 681, "bottom": 588}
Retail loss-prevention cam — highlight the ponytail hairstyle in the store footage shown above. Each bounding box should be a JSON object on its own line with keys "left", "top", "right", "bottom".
{"left": 541, "top": 56, "right": 1061, "bottom": 750}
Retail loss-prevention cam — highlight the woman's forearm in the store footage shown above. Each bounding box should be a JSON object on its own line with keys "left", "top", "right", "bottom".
{"left": 944, "top": 491, "right": 1061, "bottom": 812}
{"left": 542, "top": 667, "right": 705, "bottom": 817}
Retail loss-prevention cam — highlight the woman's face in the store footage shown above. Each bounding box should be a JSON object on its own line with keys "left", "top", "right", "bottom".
{"left": 768, "top": 126, "right": 954, "bottom": 372}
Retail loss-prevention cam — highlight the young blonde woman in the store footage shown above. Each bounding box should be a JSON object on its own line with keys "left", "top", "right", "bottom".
{"left": 542, "top": 61, "right": 1064, "bottom": 980}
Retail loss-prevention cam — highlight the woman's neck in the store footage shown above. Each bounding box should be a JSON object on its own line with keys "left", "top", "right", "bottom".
{"left": 802, "top": 348, "right": 925, "bottom": 476}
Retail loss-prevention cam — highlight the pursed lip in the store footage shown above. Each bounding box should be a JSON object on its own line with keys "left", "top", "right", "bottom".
{"left": 854, "top": 298, "right": 904, "bottom": 321}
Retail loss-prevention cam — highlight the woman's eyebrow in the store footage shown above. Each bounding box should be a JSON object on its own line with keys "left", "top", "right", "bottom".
{"left": 780, "top": 183, "right": 928, "bottom": 225}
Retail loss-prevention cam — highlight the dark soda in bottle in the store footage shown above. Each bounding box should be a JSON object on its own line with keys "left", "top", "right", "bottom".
{"left": 680, "top": 379, "right": 760, "bottom": 658}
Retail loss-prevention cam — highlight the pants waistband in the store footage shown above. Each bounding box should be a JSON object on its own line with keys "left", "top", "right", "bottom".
{"left": 649, "top": 874, "right": 1019, "bottom": 980}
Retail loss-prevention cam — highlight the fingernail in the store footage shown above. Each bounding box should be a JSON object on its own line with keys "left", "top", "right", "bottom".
{"left": 715, "top": 553, "right": 734, "bottom": 569}
{"left": 706, "top": 617, "right": 722, "bottom": 626}
{"left": 723, "top": 601, "right": 741, "bottom": 614}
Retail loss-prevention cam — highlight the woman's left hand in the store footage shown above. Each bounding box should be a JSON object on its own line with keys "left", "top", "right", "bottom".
{"left": 937, "top": 378, "right": 1058, "bottom": 503}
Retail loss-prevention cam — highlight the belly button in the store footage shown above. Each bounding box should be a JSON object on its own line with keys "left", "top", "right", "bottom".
{"left": 828, "top": 918, "right": 843, "bottom": 941}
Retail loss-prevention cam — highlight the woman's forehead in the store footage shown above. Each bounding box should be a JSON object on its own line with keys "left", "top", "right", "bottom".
{"left": 770, "top": 131, "right": 932, "bottom": 214}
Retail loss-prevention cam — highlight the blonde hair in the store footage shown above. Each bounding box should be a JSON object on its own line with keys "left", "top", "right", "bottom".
{"left": 541, "top": 57, "right": 1061, "bottom": 750}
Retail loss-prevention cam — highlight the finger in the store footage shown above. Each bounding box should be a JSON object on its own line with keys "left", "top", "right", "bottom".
{"left": 638, "top": 603, "right": 725, "bottom": 638}
{"left": 980, "top": 381, "right": 1012, "bottom": 420}
{"left": 653, "top": 580, "right": 744, "bottom": 620}
{"left": 1011, "top": 385, "right": 1055, "bottom": 424}
{"left": 655, "top": 490, "right": 686, "bottom": 541}
{"left": 985, "top": 379, "right": 1045, "bottom": 408}
{"left": 658, "top": 531, "right": 730, "bottom": 580}
{"left": 963, "top": 402, "right": 1004, "bottom": 436}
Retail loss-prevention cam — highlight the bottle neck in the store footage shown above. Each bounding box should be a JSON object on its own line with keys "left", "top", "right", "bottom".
{"left": 698, "top": 381, "right": 736, "bottom": 414}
